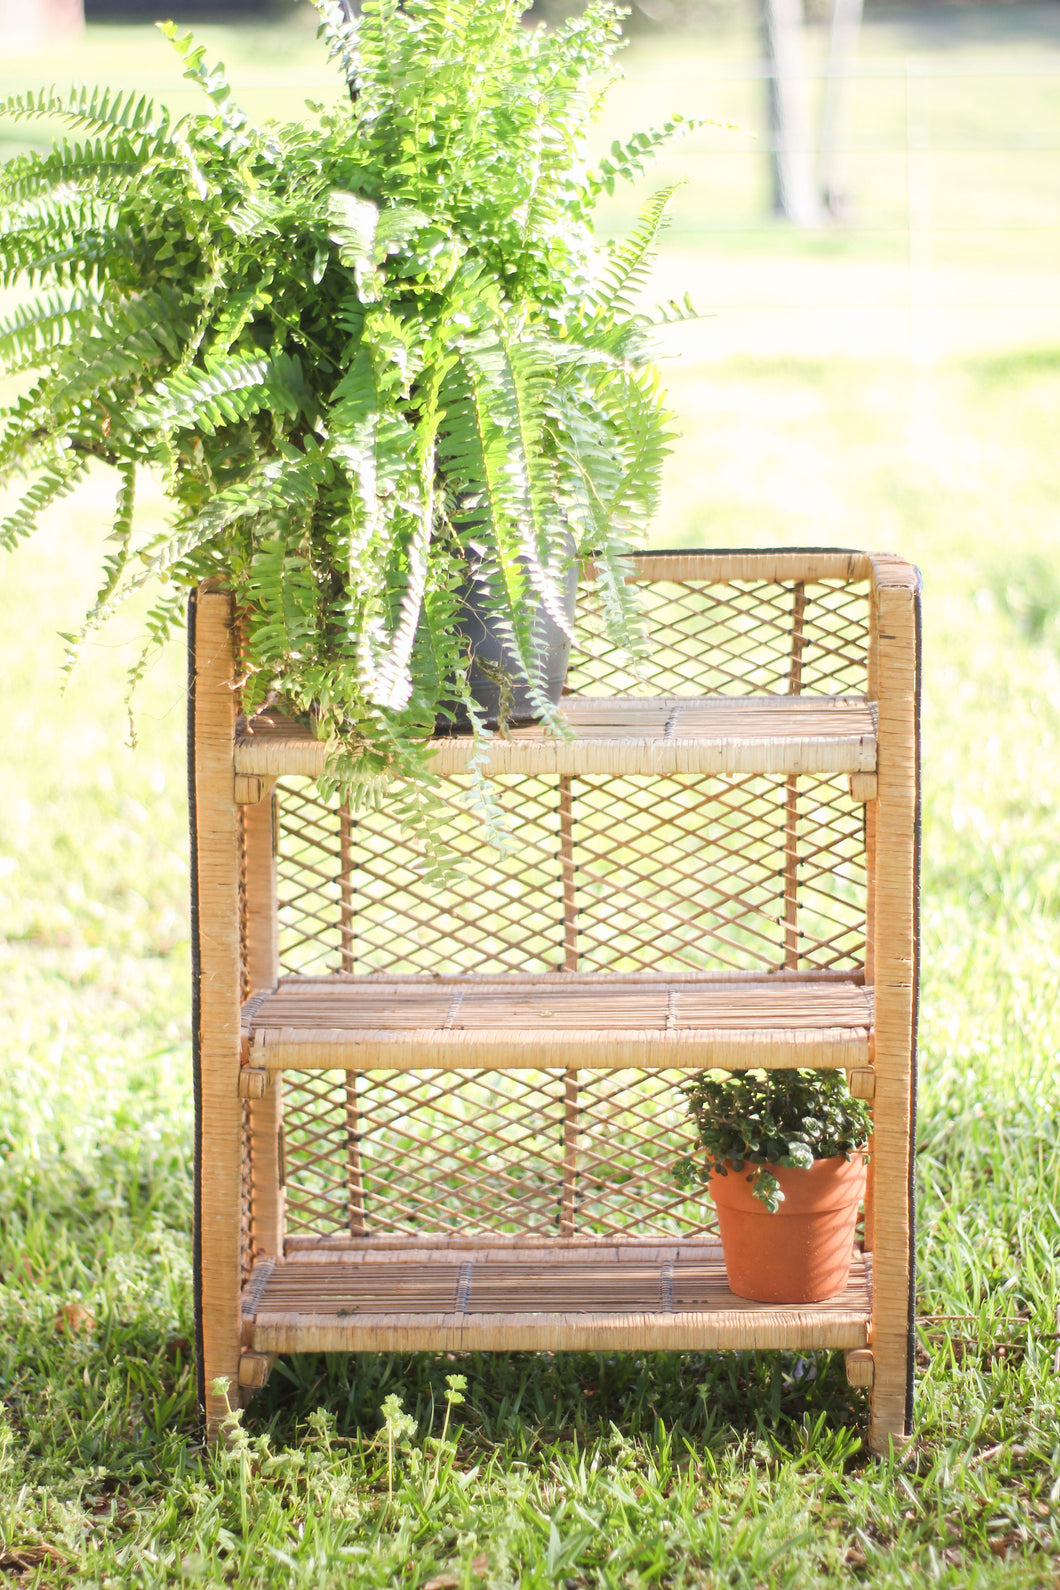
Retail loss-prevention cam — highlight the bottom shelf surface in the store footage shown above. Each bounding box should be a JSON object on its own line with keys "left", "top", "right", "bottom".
{"left": 243, "top": 1243, "right": 871, "bottom": 1354}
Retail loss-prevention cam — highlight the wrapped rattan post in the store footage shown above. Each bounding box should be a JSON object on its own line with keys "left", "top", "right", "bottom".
{"left": 862, "top": 797, "right": 878, "bottom": 1255}
{"left": 191, "top": 588, "right": 244, "bottom": 1437}
{"left": 243, "top": 793, "right": 284, "bottom": 1265}
{"left": 866, "top": 560, "right": 920, "bottom": 1453}
{"left": 784, "top": 583, "right": 807, "bottom": 968}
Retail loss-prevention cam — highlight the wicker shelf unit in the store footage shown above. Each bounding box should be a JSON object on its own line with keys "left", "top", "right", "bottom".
{"left": 189, "top": 548, "right": 920, "bottom": 1451}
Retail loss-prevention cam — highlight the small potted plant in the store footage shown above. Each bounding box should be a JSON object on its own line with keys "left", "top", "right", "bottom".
{"left": 0, "top": 0, "right": 693, "bottom": 833}
{"left": 676, "top": 1068, "right": 872, "bottom": 1304}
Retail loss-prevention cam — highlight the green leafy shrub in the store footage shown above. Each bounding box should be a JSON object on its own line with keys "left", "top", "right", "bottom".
{"left": 676, "top": 1068, "right": 872, "bottom": 1212}
{"left": 0, "top": 0, "right": 691, "bottom": 824}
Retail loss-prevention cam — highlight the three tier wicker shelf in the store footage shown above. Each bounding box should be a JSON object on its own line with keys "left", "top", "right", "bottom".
{"left": 188, "top": 548, "right": 920, "bottom": 1453}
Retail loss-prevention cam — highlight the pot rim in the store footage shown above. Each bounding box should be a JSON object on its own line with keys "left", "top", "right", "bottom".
{"left": 709, "top": 1151, "right": 867, "bottom": 1217}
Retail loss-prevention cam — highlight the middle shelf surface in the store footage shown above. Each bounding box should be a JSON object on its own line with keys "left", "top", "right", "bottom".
{"left": 243, "top": 975, "right": 873, "bottom": 1070}
{"left": 243, "top": 1243, "right": 872, "bottom": 1353}
{"left": 235, "top": 694, "right": 878, "bottom": 779}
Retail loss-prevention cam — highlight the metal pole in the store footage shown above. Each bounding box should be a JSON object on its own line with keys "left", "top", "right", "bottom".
{"left": 761, "top": 0, "right": 824, "bottom": 227}
{"left": 819, "top": 0, "right": 864, "bottom": 219}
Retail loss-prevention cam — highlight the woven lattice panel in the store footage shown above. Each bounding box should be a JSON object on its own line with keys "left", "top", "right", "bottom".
{"left": 276, "top": 773, "right": 865, "bottom": 978}
{"left": 282, "top": 1067, "right": 716, "bottom": 1241}
{"left": 568, "top": 577, "right": 870, "bottom": 698}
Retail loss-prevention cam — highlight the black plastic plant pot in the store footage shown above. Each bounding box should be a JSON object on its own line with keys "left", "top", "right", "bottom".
{"left": 440, "top": 554, "right": 579, "bottom": 732}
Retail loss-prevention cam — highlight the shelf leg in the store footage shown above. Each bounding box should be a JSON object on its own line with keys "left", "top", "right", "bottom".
{"left": 191, "top": 588, "right": 244, "bottom": 1439}
{"left": 243, "top": 791, "right": 284, "bottom": 1271}
{"left": 863, "top": 793, "right": 878, "bottom": 1255}
{"left": 867, "top": 578, "right": 918, "bottom": 1455}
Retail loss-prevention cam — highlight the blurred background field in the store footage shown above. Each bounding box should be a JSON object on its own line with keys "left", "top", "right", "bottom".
{"left": 1, "top": 3, "right": 1059, "bottom": 1583}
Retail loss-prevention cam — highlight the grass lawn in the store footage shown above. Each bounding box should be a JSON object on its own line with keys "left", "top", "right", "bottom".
{"left": 1, "top": 5, "right": 1060, "bottom": 1586}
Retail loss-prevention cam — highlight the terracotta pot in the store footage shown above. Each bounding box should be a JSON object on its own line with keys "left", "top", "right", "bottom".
{"left": 709, "top": 1153, "right": 867, "bottom": 1304}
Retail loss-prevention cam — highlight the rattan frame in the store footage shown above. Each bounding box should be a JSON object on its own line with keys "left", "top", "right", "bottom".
{"left": 189, "top": 549, "right": 920, "bottom": 1451}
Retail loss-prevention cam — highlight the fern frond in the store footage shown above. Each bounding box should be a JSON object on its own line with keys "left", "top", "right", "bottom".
{"left": 589, "top": 544, "right": 648, "bottom": 670}
{"left": 441, "top": 334, "right": 564, "bottom": 731}
{"left": 0, "top": 84, "right": 165, "bottom": 141}
{"left": 0, "top": 225, "right": 131, "bottom": 291}
{"left": 367, "top": 368, "right": 445, "bottom": 710}
{"left": 593, "top": 185, "right": 679, "bottom": 325}
{"left": 62, "top": 461, "right": 138, "bottom": 678}
{"left": 590, "top": 116, "right": 697, "bottom": 196}
{"left": 242, "top": 526, "right": 323, "bottom": 678}
{"left": 123, "top": 589, "right": 187, "bottom": 745}
{"left": 0, "top": 290, "right": 101, "bottom": 377}
{"left": 0, "top": 133, "right": 165, "bottom": 214}
{"left": 157, "top": 22, "right": 254, "bottom": 144}
{"left": 204, "top": 277, "right": 275, "bottom": 358}
{"left": 652, "top": 292, "right": 700, "bottom": 326}
{"left": 459, "top": 327, "right": 571, "bottom": 638}
{"left": 0, "top": 445, "right": 90, "bottom": 551}
{"left": 98, "top": 461, "right": 137, "bottom": 609}
{"left": 137, "top": 351, "right": 309, "bottom": 436}
{"left": 0, "top": 377, "right": 54, "bottom": 479}
{"left": 313, "top": 0, "right": 363, "bottom": 95}
{"left": 133, "top": 442, "right": 334, "bottom": 594}
{"left": 55, "top": 289, "right": 185, "bottom": 406}
{"left": 327, "top": 343, "right": 421, "bottom": 573}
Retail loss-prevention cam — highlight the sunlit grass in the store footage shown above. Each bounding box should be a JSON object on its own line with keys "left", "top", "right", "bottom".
{"left": 2, "top": 343, "right": 1058, "bottom": 1586}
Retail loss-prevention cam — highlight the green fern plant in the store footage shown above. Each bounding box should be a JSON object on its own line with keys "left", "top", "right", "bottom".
{"left": 0, "top": 0, "right": 691, "bottom": 819}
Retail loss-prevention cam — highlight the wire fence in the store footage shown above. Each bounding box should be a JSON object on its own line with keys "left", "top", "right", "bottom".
{"left": 627, "top": 56, "right": 1060, "bottom": 360}
{"left": 1, "top": 46, "right": 1057, "bottom": 360}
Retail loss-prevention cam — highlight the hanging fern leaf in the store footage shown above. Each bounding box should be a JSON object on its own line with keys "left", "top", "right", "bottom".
{"left": 0, "top": 446, "right": 90, "bottom": 551}
{"left": 595, "top": 185, "right": 680, "bottom": 326}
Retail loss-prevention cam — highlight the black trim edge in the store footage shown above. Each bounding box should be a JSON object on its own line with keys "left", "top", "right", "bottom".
{"left": 629, "top": 544, "right": 872, "bottom": 558}
{"left": 906, "top": 582, "right": 923, "bottom": 1435}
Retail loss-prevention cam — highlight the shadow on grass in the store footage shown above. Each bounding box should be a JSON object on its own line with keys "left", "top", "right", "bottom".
{"left": 250, "top": 1347, "right": 869, "bottom": 1461}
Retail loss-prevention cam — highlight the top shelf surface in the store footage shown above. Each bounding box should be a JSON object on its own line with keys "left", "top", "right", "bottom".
{"left": 235, "top": 695, "right": 877, "bottom": 779}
